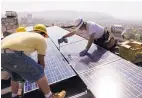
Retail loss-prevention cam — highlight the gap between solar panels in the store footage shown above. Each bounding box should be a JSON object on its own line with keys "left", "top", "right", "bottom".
{"left": 24, "top": 38, "right": 76, "bottom": 94}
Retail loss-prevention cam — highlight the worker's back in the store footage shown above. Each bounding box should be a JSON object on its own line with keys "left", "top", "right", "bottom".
{"left": 1, "top": 32, "right": 47, "bottom": 55}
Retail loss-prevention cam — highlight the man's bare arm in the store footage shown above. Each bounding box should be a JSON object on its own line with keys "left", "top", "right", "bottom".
{"left": 85, "top": 34, "right": 95, "bottom": 51}
{"left": 38, "top": 54, "right": 45, "bottom": 68}
{"left": 61, "top": 25, "right": 74, "bottom": 28}
{"left": 63, "top": 31, "right": 76, "bottom": 38}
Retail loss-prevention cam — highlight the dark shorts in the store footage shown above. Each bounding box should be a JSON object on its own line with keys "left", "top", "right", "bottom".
{"left": 94, "top": 37, "right": 106, "bottom": 48}
{"left": 1, "top": 51, "right": 44, "bottom": 83}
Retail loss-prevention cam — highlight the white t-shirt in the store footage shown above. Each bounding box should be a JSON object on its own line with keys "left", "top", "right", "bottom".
{"left": 86, "top": 21, "right": 104, "bottom": 39}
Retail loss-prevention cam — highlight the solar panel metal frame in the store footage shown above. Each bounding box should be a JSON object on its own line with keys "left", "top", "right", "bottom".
{"left": 60, "top": 40, "right": 121, "bottom": 74}
{"left": 79, "top": 59, "right": 142, "bottom": 98}
{"left": 24, "top": 38, "right": 76, "bottom": 93}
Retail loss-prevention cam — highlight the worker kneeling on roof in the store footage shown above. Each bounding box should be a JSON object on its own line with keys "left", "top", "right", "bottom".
{"left": 59, "top": 17, "right": 117, "bottom": 56}
{"left": 1, "top": 24, "right": 66, "bottom": 98}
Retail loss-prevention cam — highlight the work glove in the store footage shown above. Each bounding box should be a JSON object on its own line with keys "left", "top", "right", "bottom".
{"left": 58, "top": 37, "right": 68, "bottom": 44}
{"left": 79, "top": 49, "right": 88, "bottom": 57}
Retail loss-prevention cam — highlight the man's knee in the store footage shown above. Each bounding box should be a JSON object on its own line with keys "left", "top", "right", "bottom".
{"left": 36, "top": 75, "right": 46, "bottom": 82}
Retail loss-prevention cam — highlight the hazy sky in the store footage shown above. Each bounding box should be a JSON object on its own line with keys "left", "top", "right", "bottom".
{"left": 1, "top": 0, "right": 142, "bottom": 20}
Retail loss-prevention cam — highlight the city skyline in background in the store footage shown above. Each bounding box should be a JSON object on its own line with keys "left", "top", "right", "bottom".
{"left": 1, "top": 1, "right": 142, "bottom": 21}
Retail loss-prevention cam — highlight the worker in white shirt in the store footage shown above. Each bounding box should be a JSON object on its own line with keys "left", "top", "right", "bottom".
{"left": 58, "top": 17, "right": 116, "bottom": 56}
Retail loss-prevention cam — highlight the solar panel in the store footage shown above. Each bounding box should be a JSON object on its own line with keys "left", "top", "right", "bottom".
{"left": 60, "top": 40, "right": 121, "bottom": 74}
{"left": 79, "top": 59, "right": 142, "bottom": 98}
{"left": 24, "top": 38, "right": 76, "bottom": 93}
{"left": 47, "top": 26, "right": 85, "bottom": 47}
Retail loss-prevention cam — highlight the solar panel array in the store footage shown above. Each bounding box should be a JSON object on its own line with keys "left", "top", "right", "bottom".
{"left": 24, "top": 39, "right": 76, "bottom": 93}
{"left": 23, "top": 26, "right": 142, "bottom": 98}
{"left": 59, "top": 36, "right": 142, "bottom": 98}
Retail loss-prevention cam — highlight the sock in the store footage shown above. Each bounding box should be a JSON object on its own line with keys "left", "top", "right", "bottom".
{"left": 45, "top": 91, "right": 52, "bottom": 98}
{"left": 12, "top": 93, "right": 18, "bottom": 97}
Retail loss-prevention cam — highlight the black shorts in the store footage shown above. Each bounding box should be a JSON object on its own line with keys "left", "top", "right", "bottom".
{"left": 94, "top": 37, "right": 106, "bottom": 49}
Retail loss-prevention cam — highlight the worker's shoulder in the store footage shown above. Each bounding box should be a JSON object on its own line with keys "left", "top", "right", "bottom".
{"left": 87, "top": 21, "right": 101, "bottom": 28}
{"left": 87, "top": 21, "right": 103, "bottom": 30}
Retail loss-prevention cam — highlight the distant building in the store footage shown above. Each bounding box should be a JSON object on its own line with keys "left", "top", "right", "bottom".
{"left": 1, "top": 11, "right": 19, "bottom": 34}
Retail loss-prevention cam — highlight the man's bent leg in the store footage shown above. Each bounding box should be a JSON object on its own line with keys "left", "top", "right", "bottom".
{"left": 36, "top": 75, "right": 51, "bottom": 95}
{"left": 3, "top": 70, "right": 19, "bottom": 98}
{"left": 37, "top": 75, "right": 66, "bottom": 98}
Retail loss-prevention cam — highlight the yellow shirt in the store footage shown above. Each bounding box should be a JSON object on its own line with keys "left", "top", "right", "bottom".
{"left": 1, "top": 32, "right": 47, "bottom": 55}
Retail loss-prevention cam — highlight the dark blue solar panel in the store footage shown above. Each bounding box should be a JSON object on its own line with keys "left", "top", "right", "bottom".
{"left": 24, "top": 38, "right": 76, "bottom": 93}
{"left": 60, "top": 40, "right": 121, "bottom": 74}
{"left": 79, "top": 59, "right": 142, "bottom": 98}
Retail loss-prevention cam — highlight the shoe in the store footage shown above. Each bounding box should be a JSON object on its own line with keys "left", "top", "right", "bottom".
{"left": 51, "top": 90, "right": 66, "bottom": 98}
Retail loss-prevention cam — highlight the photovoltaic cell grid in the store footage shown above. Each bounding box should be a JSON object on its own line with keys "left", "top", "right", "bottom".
{"left": 47, "top": 26, "right": 85, "bottom": 47}
{"left": 79, "top": 59, "right": 142, "bottom": 98}
{"left": 60, "top": 40, "right": 121, "bottom": 74}
{"left": 24, "top": 39, "right": 76, "bottom": 93}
